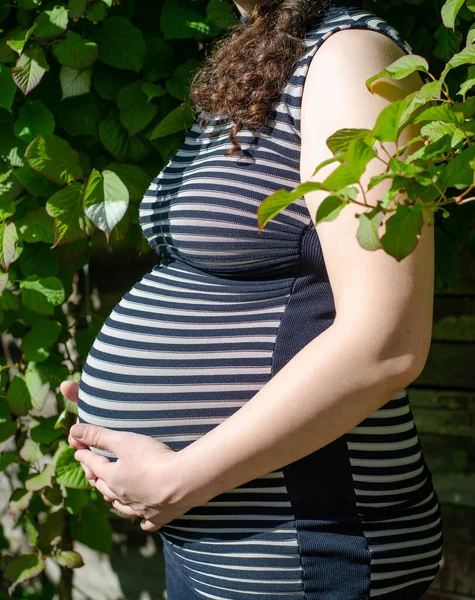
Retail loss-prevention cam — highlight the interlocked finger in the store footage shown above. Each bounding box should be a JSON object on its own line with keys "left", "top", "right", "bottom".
{"left": 112, "top": 500, "right": 137, "bottom": 517}
{"left": 80, "top": 464, "right": 97, "bottom": 481}
{"left": 94, "top": 477, "right": 121, "bottom": 501}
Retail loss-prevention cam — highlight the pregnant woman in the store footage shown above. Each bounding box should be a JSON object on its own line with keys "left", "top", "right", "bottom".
{"left": 64, "top": 0, "right": 444, "bottom": 597}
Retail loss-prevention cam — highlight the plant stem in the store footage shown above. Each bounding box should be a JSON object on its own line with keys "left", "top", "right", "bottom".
{"left": 58, "top": 521, "right": 74, "bottom": 600}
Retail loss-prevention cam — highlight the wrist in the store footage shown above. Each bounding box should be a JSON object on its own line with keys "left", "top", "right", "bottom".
{"left": 160, "top": 446, "right": 215, "bottom": 510}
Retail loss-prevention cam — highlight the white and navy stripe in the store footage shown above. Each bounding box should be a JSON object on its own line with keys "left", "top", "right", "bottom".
{"left": 78, "top": 4, "right": 443, "bottom": 598}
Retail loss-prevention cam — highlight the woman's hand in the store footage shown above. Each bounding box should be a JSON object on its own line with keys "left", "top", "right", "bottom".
{"left": 60, "top": 381, "right": 195, "bottom": 532}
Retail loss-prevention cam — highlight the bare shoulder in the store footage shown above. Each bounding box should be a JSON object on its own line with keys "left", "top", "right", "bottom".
{"left": 300, "top": 25, "right": 424, "bottom": 186}
{"left": 302, "top": 26, "right": 423, "bottom": 116}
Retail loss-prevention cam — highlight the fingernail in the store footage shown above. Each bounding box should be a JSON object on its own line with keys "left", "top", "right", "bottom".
{"left": 71, "top": 424, "right": 86, "bottom": 439}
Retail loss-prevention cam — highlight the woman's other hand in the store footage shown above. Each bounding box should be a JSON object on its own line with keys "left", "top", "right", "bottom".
{"left": 67, "top": 419, "right": 193, "bottom": 532}
{"left": 60, "top": 380, "right": 97, "bottom": 485}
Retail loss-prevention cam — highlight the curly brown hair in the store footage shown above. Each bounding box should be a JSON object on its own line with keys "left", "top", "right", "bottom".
{"left": 188, "top": 0, "right": 332, "bottom": 157}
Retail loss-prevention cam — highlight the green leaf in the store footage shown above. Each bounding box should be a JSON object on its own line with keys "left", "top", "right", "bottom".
{"left": 206, "top": 0, "right": 237, "bottom": 28}
{"left": 400, "top": 81, "right": 443, "bottom": 124}
{"left": 322, "top": 139, "right": 377, "bottom": 190}
{"left": 141, "top": 82, "right": 167, "bottom": 102}
{"left": 0, "top": 450, "right": 20, "bottom": 471}
{"left": 86, "top": 0, "right": 108, "bottom": 23}
{"left": 12, "top": 47, "right": 49, "bottom": 95}
{"left": 83, "top": 169, "right": 129, "bottom": 239}
{"left": 166, "top": 59, "right": 200, "bottom": 101}
{"left": 0, "top": 267, "right": 8, "bottom": 294}
{"left": 63, "top": 488, "right": 89, "bottom": 514}
{"left": 24, "top": 513, "right": 39, "bottom": 546}
{"left": 366, "top": 54, "right": 429, "bottom": 90}
{"left": 257, "top": 181, "right": 323, "bottom": 230}
{"left": 9, "top": 489, "right": 33, "bottom": 513}
{"left": 326, "top": 128, "right": 372, "bottom": 155}
{"left": 388, "top": 158, "right": 425, "bottom": 177}
{"left": 34, "top": 6, "right": 68, "bottom": 40}
{"left": 161, "top": 0, "right": 210, "bottom": 40}
{"left": 37, "top": 508, "right": 65, "bottom": 550}
{"left": 53, "top": 31, "right": 98, "bottom": 69}
{"left": 55, "top": 550, "right": 84, "bottom": 568}
{"left": 381, "top": 203, "right": 423, "bottom": 261}
{"left": 25, "top": 463, "right": 55, "bottom": 491}
{"left": 35, "top": 357, "right": 69, "bottom": 389}
{"left": 20, "top": 275, "right": 65, "bottom": 315}
{"left": 0, "top": 65, "right": 18, "bottom": 112}
{"left": 117, "top": 80, "right": 158, "bottom": 135}
{"left": 18, "top": 0, "right": 42, "bottom": 8}
{"left": 356, "top": 207, "right": 383, "bottom": 250}
{"left": 413, "top": 104, "right": 464, "bottom": 125}
{"left": 14, "top": 100, "right": 55, "bottom": 143}
{"left": 56, "top": 446, "right": 90, "bottom": 489}
{"left": 14, "top": 165, "right": 59, "bottom": 198}
{"left": 441, "top": 0, "right": 466, "bottom": 29}
{"left": 420, "top": 120, "right": 465, "bottom": 146}
{"left": 434, "top": 24, "right": 463, "bottom": 63}
{"left": 148, "top": 102, "right": 195, "bottom": 139}
{"left": 99, "top": 108, "right": 130, "bottom": 161}
{"left": 0, "top": 221, "right": 22, "bottom": 270}
{"left": 92, "top": 62, "right": 136, "bottom": 100}
{"left": 106, "top": 163, "right": 151, "bottom": 201}
{"left": 6, "top": 24, "right": 37, "bottom": 55}
{"left": 91, "top": 16, "right": 146, "bottom": 72}
{"left": 4, "top": 554, "right": 45, "bottom": 595}
{"left": 26, "top": 362, "right": 50, "bottom": 410}
{"left": 16, "top": 208, "right": 55, "bottom": 243}
{"left": 19, "top": 437, "right": 43, "bottom": 462}
{"left": 60, "top": 65, "right": 93, "bottom": 100}
{"left": 407, "top": 133, "right": 452, "bottom": 162}
{"left": 46, "top": 182, "right": 96, "bottom": 246}
{"left": 41, "top": 485, "right": 63, "bottom": 507}
{"left": 59, "top": 94, "right": 101, "bottom": 139}
{"left": 441, "top": 42, "right": 475, "bottom": 81}
{"left": 0, "top": 169, "right": 23, "bottom": 205}
{"left": 129, "top": 133, "right": 151, "bottom": 162}
{"left": 68, "top": 0, "right": 88, "bottom": 19}
{"left": 22, "top": 320, "right": 62, "bottom": 362}
{"left": 437, "top": 144, "right": 475, "bottom": 189}
{"left": 77, "top": 506, "right": 112, "bottom": 553}
{"left": 467, "top": 22, "right": 475, "bottom": 45}
{"left": 30, "top": 415, "right": 63, "bottom": 444}
{"left": 1, "top": 288, "right": 20, "bottom": 311}
{"left": 458, "top": 65, "right": 475, "bottom": 96}
{"left": 315, "top": 195, "right": 348, "bottom": 223}
{"left": 143, "top": 37, "right": 175, "bottom": 83}
{"left": 0, "top": 419, "right": 17, "bottom": 443}
{"left": 373, "top": 99, "right": 408, "bottom": 142}
{"left": 25, "top": 134, "right": 83, "bottom": 185}
{"left": 6, "top": 375, "right": 32, "bottom": 415}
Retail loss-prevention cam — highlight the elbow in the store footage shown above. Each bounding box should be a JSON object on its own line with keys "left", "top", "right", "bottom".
{"left": 382, "top": 346, "right": 430, "bottom": 390}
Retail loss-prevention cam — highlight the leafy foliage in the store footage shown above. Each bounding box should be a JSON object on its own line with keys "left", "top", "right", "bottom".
{"left": 258, "top": 1, "right": 475, "bottom": 277}
{"left": 0, "top": 0, "right": 236, "bottom": 596}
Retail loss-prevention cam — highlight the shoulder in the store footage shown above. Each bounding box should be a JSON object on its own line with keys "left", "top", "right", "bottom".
{"left": 305, "top": 26, "right": 417, "bottom": 91}
{"left": 301, "top": 26, "right": 423, "bottom": 132}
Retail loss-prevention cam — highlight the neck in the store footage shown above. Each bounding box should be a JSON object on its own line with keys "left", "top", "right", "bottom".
{"left": 233, "top": 0, "right": 282, "bottom": 18}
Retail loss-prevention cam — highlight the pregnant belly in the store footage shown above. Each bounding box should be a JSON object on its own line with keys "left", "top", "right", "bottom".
{"left": 77, "top": 259, "right": 294, "bottom": 458}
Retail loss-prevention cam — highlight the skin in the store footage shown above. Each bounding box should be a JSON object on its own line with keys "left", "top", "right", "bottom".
{"left": 66, "top": 10, "right": 433, "bottom": 533}
{"left": 232, "top": 0, "right": 281, "bottom": 17}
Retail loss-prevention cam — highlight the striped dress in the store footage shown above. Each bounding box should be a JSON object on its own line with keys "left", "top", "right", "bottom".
{"left": 77, "top": 2, "right": 444, "bottom": 598}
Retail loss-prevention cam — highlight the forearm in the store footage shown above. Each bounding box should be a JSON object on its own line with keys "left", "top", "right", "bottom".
{"left": 174, "top": 319, "right": 420, "bottom": 508}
